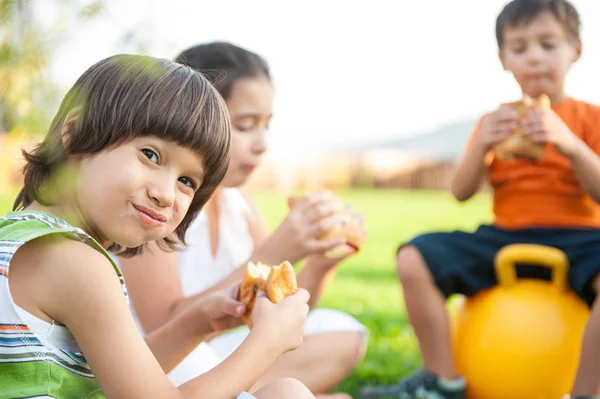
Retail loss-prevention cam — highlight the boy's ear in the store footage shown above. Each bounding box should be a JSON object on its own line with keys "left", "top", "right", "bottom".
{"left": 573, "top": 39, "right": 582, "bottom": 63}
{"left": 61, "top": 107, "right": 81, "bottom": 148}
{"left": 498, "top": 49, "right": 508, "bottom": 71}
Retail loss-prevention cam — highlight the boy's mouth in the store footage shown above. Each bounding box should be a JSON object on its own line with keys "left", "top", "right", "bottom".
{"left": 132, "top": 204, "right": 167, "bottom": 227}
{"left": 524, "top": 72, "right": 548, "bottom": 81}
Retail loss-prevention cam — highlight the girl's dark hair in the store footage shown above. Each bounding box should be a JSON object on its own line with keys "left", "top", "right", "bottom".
{"left": 14, "top": 54, "right": 231, "bottom": 257}
{"left": 174, "top": 41, "right": 271, "bottom": 101}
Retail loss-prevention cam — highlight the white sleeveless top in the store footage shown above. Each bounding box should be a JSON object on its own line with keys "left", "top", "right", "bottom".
{"left": 130, "top": 188, "right": 366, "bottom": 386}
{"left": 178, "top": 188, "right": 255, "bottom": 295}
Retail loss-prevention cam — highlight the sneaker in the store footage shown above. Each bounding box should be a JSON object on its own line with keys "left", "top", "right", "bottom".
{"left": 360, "top": 369, "right": 466, "bottom": 399}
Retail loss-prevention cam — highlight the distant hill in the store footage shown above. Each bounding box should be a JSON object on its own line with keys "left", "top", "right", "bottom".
{"left": 343, "top": 119, "right": 478, "bottom": 161}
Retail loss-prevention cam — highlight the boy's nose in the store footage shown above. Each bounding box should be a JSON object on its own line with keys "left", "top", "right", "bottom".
{"left": 148, "top": 179, "right": 175, "bottom": 208}
{"left": 526, "top": 46, "right": 544, "bottom": 65}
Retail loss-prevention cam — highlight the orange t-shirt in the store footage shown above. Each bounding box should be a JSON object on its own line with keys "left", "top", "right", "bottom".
{"left": 466, "top": 98, "right": 600, "bottom": 229}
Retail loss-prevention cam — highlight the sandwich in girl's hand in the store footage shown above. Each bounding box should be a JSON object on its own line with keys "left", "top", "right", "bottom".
{"left": 287, "top": 193, "right": 365, "bottom": 259}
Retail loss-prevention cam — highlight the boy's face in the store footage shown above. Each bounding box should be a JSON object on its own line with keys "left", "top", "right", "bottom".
{"left": 74, "top": 136, "right": 205, "bottom": 248}
{"left": 499, "top": 11, "right": 581, "bottom": 100}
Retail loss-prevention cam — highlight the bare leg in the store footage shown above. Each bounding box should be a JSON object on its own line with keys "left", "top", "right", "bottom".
{"left": 254, "top": 378, "right": 315, "bottom": 399}
{"left": 570, "top": 276, "right": 600, "bottom": 396}
{"left": 251, "top": 331, "right": 365, "bottom": 395}
{"left": 396, "top": 245, "right": 457, "bottom": 378}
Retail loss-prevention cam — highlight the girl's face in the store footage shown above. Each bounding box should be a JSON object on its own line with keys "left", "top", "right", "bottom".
{"left": 74, "top": 136, "right": 205, "bottom": 247}
{"left": 221, "top": 75, "right": 274, "bottom": 187}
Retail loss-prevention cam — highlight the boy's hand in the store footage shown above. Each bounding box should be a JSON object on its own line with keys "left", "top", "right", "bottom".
{"left": 251, "top": 288, "right": 310, "bottom": 354}
{"left": 474, "top": 106, "right": 520, "bottom": 151}
{"left": 194, "top": 282, "right": 247, "bottom": 332}
{"left": 523, "top": 108, "right": 582, "bottom": 159}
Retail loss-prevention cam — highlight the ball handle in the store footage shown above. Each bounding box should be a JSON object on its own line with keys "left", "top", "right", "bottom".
{"left": 494, "top": 244, "right": 568, "bottom": 292}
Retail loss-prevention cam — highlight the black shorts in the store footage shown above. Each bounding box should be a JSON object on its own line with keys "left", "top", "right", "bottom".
{"left": 402, "top": 224, "right": 600, "bottom": 307}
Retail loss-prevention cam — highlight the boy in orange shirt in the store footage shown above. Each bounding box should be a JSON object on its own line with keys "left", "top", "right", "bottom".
{"left": 362, "top": 1, "right": 600, "bottom": 398}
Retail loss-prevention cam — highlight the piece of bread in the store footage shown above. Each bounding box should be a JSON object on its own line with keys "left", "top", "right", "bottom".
{"left": 239, "top": 261, "right": 298, "bottom": 328}
{"left": 239, "top": 262, "right": 270, "bottom": 327}
{"left": 266, "top": 261, "right": 298, "bottom": 303}
{"left": 493, "top": 94, "right": 550, "bottom": 162}
{"left": 287, "top": 194, "right": 365, "bottom": 259}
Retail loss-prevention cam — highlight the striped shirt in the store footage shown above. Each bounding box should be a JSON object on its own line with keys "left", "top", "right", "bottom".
{"left": 0, "top": 211, "right": 127, "bottom": 398}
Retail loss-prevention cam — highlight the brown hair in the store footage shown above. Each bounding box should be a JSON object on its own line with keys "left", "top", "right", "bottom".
{"left": 14, "top": 54, "right": 231, "bottom": 257}
{"left": 174, "top": 41, "right": 271, "bottom": 101}
{"left": 496, "top": 0, "right": 581, "bottom": 49}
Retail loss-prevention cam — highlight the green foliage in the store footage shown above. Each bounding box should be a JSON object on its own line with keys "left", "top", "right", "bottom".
{"left": 0, "top": 0, "right": 104, "bottom": 134}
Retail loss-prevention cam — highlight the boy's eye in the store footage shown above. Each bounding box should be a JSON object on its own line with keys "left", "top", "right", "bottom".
{"left": 179, "top": 177, "right": 196, "bottom": 189}
{"left": 142, "top": 149, "right": 159, "bottom": 163}
{"left": 542, "top": 42, "right": 555, "bottom": 50}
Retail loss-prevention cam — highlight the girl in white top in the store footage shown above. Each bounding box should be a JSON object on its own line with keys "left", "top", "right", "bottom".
{"left": 120, "top": 42, "right": 367, "bottom": 399}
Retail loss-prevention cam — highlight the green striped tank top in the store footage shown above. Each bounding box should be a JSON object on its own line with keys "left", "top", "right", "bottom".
{"left": 0, "top": 211, "right": 127, "bottom": 398}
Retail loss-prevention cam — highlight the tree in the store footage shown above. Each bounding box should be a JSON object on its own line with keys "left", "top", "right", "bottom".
{"left": 0, "top": 0, "right": 105, "bottom": 134}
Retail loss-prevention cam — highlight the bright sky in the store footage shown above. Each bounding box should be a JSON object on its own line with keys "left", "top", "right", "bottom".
{"left": 47, "top": 0, "right": 600, "bottom": 151}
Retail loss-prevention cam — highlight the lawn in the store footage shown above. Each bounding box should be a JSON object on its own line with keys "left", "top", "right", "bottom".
{"left": 0, "top": 187, "right": 493, "bottom": 397}
{"left": 250, "top": 188, "right": 492, "bottom": 396}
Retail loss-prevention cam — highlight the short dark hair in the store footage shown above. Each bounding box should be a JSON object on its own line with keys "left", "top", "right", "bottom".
{"left": 496, "top": 0, "right": 581, "bottom": 49}
{"left": 14, "top": 54, "right": 231, "bottom": 257}
{"left": 174, "top": 41, "right": 271, "bottom": 101}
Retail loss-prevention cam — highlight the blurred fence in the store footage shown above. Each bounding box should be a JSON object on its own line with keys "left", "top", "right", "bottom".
{"left": 1, "top": 134, "right": 490, "bottom": 193}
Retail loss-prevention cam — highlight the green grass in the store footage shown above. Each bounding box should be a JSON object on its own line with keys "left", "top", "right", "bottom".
{"left": 250, "top": 188, "right": 492, "bottom": 395}
{"left": 0, "top": 187, "right": 493, "bottom": 396}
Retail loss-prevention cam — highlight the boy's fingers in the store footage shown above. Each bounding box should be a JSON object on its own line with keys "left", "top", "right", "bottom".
{"left": 235, "top": 304, "right": 246, "bottom": 315}
{"left": 493, "top": 118, "right": 518, "bottom": 132}
{"left": 220, "top": 295, "right": 246, "bottom": 316}
{"left": 496, "top": 106, "right": 519, "bottom": 121}
{"left": 230, "top": 281, "right": 241, "bottom": 299}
